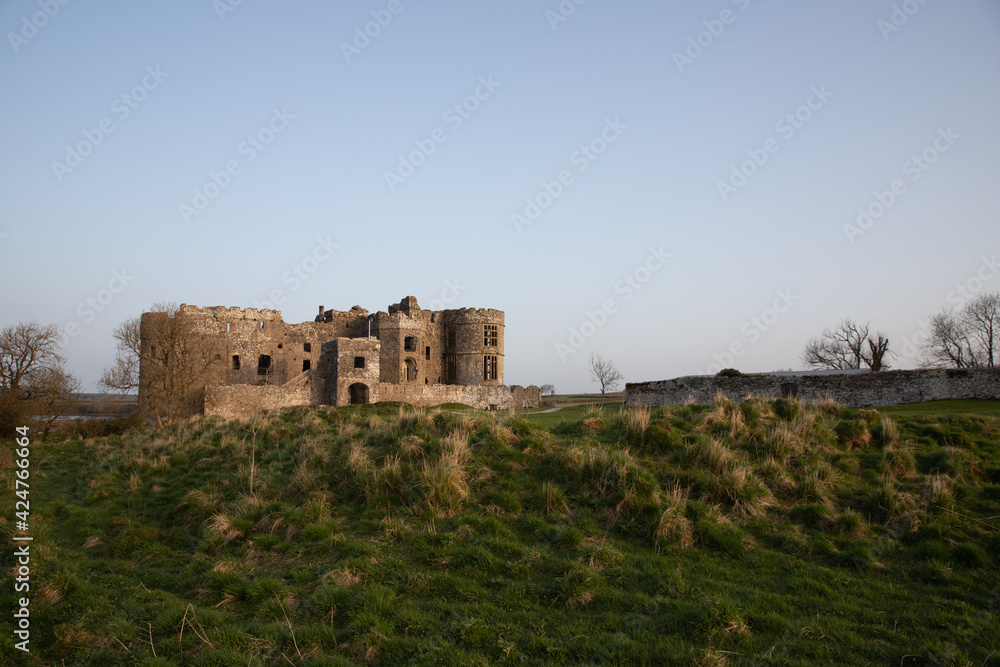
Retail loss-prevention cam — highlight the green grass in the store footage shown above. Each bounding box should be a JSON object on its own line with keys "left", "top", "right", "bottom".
{"left": 2, "top": 398, "right": 998, "bottom": 665}
{"left": 878, "top": 398, "right": 1000, "bottom": 419}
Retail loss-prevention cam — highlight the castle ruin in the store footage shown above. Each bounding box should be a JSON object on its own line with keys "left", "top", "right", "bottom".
{"left": 139, "top": 296, "right": 541, "bottom": 419}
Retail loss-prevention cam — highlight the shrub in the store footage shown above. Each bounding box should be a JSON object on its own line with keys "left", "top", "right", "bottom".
{"left": 716, "top": 368, "right": 744, "bottom": 377}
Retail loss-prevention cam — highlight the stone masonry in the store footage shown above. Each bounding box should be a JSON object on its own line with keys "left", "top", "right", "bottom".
{"left": 625, "top": 369, "right": 1000, "bottom": 408}
{"left": 139, "top": 296, "right": 540, "bottom": 419}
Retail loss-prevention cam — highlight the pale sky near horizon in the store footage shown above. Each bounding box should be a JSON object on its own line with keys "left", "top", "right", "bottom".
{"left": 1, "top": 0, "right": 999, "bottom": 393}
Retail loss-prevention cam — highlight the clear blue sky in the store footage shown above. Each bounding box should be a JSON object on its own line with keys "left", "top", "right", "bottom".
{"left": 2, "top": 0, "right": 999, "bottom": 393}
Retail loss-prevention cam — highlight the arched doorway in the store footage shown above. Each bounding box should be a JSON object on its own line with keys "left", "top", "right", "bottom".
{"left": 348, "top": 383, "right": 369, "bottom": 405}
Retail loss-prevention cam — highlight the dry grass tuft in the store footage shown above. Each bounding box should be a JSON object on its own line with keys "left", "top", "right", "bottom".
{"left": 542, "top": 481, "right": 569, "bottom": 516}
{"left": 204, "top": 513, "right": 244, "bottom": 546}
{"left": 923, "top": 474, "right": 954, "bottom": 510}
{"left": 399, "top": 434, "right": 425, "bottom": 459}
{"left": 654, "top": 483, "right": 693, "bottom": 548}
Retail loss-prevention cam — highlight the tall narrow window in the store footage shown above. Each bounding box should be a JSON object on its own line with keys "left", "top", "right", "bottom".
{"left": 406, "top": 359, "right": 417, "bottom": 382}
{"left": 302, "top": 359, "right": 311, "bottom": 372}
{"left": 425, "top": 346, "right": 431, "bottom": 361}
{"left": 447, "top": 329, "right": 456, "bottom": 350}
{"left": 445, "top": 356, "right": 457, "bottom": 383}
{"left": 484, "top": 355, "right": 497, "bottom": 381}
{"left": 232, "top": 355, "right": 240, "bottom": 370}
{"left": 484, "top": 324, "right": 498, "bottom": 347}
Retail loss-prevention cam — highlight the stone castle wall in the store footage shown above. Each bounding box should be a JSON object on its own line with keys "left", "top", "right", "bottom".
{"left": 205, "top": 384, "right": 312, "bottom": 419}
{"left": 625, "top": 369, "right": 1000, "bottom": 408}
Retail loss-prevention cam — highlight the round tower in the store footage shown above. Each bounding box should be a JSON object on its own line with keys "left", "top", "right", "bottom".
{"left": 445, "top": 308, "right": 504, "bottom": 386}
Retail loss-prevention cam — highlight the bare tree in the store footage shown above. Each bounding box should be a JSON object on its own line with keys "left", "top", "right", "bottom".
{"left": 104, "top": 304, "right": 222, "bottom": 427}
{"left": 99, "top": 316, "right": 141, "bottom": 395}
{"left": 801, "top": 319, "right": 891, "bottom": 372}
{"left": 540, "top": 384, "right": 556, "bottom": 396}
{"left": 24, "top": 364, "right": 81, "bottom": 440}
{"left": 0, "top": 322, "right": 63, "bottom": 393}
{"left": 922, "top": 292, "right": 999, "bottom": 369}
{"left": 588, "top": 352, "right": 623, "bottom": 400}
{"left": 0, "top": 321, "right": 80, "bottom": 439}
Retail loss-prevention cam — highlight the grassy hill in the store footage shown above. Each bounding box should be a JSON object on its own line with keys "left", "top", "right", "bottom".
{"left": 2, "top": 397, "right": 999, "bottom": 665}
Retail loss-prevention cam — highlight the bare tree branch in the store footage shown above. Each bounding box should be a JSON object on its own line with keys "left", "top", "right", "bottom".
{"left": 801, "top": 319, "right": 890, "bottom": 371}
{"left": 921, "top": 292, "right": 999, "bottom": 368}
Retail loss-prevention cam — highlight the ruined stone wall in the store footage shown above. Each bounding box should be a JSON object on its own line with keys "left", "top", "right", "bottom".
{"left": 141, "top": 298, "right": 520, "bottom": 417}
{"left": 511, "top": 385, "right": 542, "bottom": 409}
{"left": 325, "top": 338, "right": 381, "bottom": 406}
{"left": 376, "top": 383, "right": 538, "bottom": 410}
{"left": 204, "top": 384, "right": 312, "bottom": 419}
{"left": 625, "top": 369, "right": 1000, "bottom": 408}
{"left": 172, "top": 305, "right": 354, "bottom": 387}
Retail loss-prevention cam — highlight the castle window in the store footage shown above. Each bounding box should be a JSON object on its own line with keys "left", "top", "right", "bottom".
{"left": 404, "top": 336, "right": 416, "bottom": 352}
{"left": 354, "top": 356, "right": 365, "bottom": 369}
{"left": 304, "top": 342, "right": 311, "bottom": 353}
{"left": 405, "top": 359, "right": 417, "bottom": 382}
{"left": 484, "top": 355, "right": 498, "bottom": 381}
{"left": 445, "top": 356, "right": 457, "bottom": 383}
{"left": 431, "top": 314, "right": 435, "bottom": 323}
{"left": 447, "top": 329, "right": 456, "bottom": 350}
{"left": 425, "top": 346, "right": 431, "bottom": 360}
{"left": 226, "top": 323, "right": 230, "bottom": 333}
{"left": 260, "top": 321, "right": 264, "bottom": 329}
{"left": 232, "top": 355, "right": 240, "bottom": 370}
{"left": 302, "top": 359, "right": 311, "bottom": 372}
{"left": 257, "top": 355, "right": 271, "bottom": 374}
{"left": 484, "top": 325, "right": 498, "bottom": 347}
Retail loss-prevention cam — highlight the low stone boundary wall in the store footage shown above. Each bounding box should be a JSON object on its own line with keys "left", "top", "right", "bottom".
{"left": 205, "top": 384, "right": 312, "bottom": 418}
{"left": 377, "top": 383, "right": 540, "bottom": 410}
{"left": 625, "top": 369, "right": 1000, "bottom": 408}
